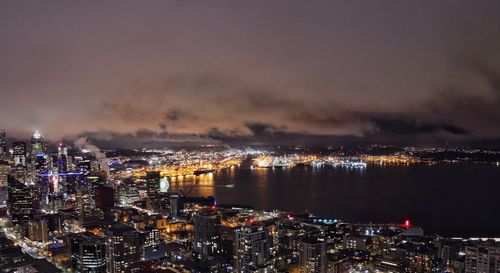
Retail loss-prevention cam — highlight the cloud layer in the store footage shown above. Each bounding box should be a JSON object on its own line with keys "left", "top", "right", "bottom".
{"left": 1, "top": 1, "right": 500, "bottom": 146}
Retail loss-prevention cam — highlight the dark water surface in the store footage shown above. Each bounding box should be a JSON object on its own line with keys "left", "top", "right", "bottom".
{"left": 170, "top": 163, "right": 500, "bottom": 237}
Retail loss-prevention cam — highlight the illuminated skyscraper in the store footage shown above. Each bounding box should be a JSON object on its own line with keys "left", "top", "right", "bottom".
{"left": 146, "top": 171, "right": 161, "bottom": 211}
{"left": 235, "top": 225, "right": 273, "bottom": 273}
{"left": 7, "top": 175, "right": 38, "bottom": 225}
{"left": 0, "top": 161, "right": 9, "bottom": 187}
{"left": 104, "top": 223, "right": 141, "bottom": 273}
{"left": 465, "top": 243, "right": 500, "bottom": 273}
{"left": 70, "top": 232, "right": 107, "bottom": 273}
{"left": 27, "top": 217, "right": 49, "bottom": 242}
{"left": 31, "top": 131, "right": 45, "bottom": 155}
{"left": 193, "top": 210, "right": 221, "bottom": 261}
{"left": 143, "top": 226, "right": 161, "bottom": 251}
{"left": 0, "top": 131, "right": 6, "bottom": 159}
{"left": 56, "top": 143, "right": 69, "bottom": 173}
{"left": 12, "top": 141, "right": 27, "bottom": 168}
{"left": 299, "top": 237, "right": 327, "bottom": 273}
{"left": 31, "top": 131, "right": 48, "bottom": 174}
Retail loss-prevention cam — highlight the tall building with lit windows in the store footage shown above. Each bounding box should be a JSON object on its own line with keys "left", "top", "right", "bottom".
{"left": 56, "top": 143, "right": 69, "bottom": 173}
{"left": 27, "top": 217, "right": 48, "bottom": 242}
{"left": 235, "top": 225, "right": 273, "bottom": 273}
{"left": 70, "top": 232, "right": 107, "bottom": 273}
{"left": 299, "top": 237, "right": 327, "bottom": 273}
{"left": 13, "top": 141, "right": 27, "bottom": 168}
{"left": 104, "top": 223, "right": 141, "bottom": 273}
{"left": 0, "top": 131, "right": 6, "bottom": 159}
{"left": 31, "top": 131, "right": 48, "bottom": 174}
{"left": 7, "top": 175, "right": 38, "bottom": 225}
{"left": 0, "top": 161, "right": 9, "bottom": 187}
{"left": 193, "top": 210, "right": 221, "bottom": 261}
{"left": 465, "top": 243, "right": 500, "bottom": 273}
{"left": 31, "top": 131, "right": 45, "bottom": 155}
{"left": 146, "top": 171, "right": 161, "bottom": 211}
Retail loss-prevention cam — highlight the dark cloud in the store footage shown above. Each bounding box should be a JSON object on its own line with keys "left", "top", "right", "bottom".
{"left": 245, "top": 122, "right": 280, "bottom": 136}
{"left": 1, "top": 1, "right": 500, "bottom": 147}
{"left": 67, "top": 130, "right": 219, "bottom": 149}
{"left": 421, "top": 59, "right": 500, "bottom": 138}
{"left": 367, "top": 117, "right": 467, "bottom": 136}
{"left": 165, "top": 109, "right": 186, "bottom": 122}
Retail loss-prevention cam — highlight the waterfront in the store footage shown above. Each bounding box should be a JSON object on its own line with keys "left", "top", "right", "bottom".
{"left": 170, "top": 162, "right": 500, "bottom": 237}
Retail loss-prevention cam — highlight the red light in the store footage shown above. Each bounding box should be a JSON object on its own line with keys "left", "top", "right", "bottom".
{"left": 404, "top": 219, "right": 411, "bottom": 228}
{"left": 211, "top": 205, "right": 216, "bottom": 210}
{"left": 249, "top": 218, "right": 255, "bottom": 224}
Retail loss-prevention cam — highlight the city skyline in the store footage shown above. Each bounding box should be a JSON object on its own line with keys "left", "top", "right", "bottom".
{"left": 1, "top": 1, "right": 500, "bottom": 147}
{"left": 1, "top": 2, "right": 500, "bottom": 273}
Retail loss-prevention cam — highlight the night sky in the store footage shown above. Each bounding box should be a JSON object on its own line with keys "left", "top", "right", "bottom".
{"left": 1, "top": 1, "right": 500, "bottom": 147}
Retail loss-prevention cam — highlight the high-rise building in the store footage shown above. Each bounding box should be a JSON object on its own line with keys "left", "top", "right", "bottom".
{"left": 119, "top": 180, "right": 140, "bottom": 207}
{"left": 12, "top": 141, "right": 27, "bottom": 168}
{"left": 0, "top": 131, "right": 6, "bottom": 159}
{"left": 7, "top": 176, "right": 38, "bottom": 225}
{"left": 158, "top": 192, "right": 184, "bottom": 217}
{"left": 77, "top": 159, "right": 92, "bottom": 175}
{"left": 55, "top": 143, "right": 69, "bottom": 173}
{"left": 146, "top": 171, "right": 161, "bottom": 211}
{"left": 235, "top": 225, "right": 273, "bottom": 273}
{"left": 27, "top": 217, "right": 48, "bottom": 242}
{"left": 299, "top": 237, "right": 327, "bottom": 273}
{"left": 193, "top": 210, "right": 221, "bottom": 260}
{"left": 143, "top": 226, "right": 161, "bottom": 251}
{"left": 104, "top": 223, "right": 141, "bottom": 273}
{"left": 77, "top": 188, "right": 95, "bottom": 217}
{"left": 30, "top": 131, "right": 48, "bottom": 176}
{"left": 0, "top": 161, "right": 10, "bottom": 187}
{"left": 70, "top": 232, "right": 107, "bottom": 273}
{"left": 465, "top": 243, "right": 500, "bottom": 273}
{"left": 31, "top": 131, "right": 45, "bottom": 156}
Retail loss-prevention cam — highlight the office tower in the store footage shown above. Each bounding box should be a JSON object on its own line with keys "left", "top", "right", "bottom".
{"left": 75, "top": 172, "right": 98, "bottom": 216}
{"left": 27, "top": 217, "right": 48, "bottom": 242}
{"left": 46, "top": 213, "right": 63, "bottom": 234}
{"left": 104, "top": 223, "right": 141, "bottom": 273}
{"left": 299, "top": 238, "right": 327, "bottom": 273}
{"left": 327, "top": 254, "right": 350, "bottom": 273}
{"left": 58, "top": 142, "right": 68, "bottom": 157}
{"left": 158, "top": 192, "right": 184, "bottom": 217}
{"left": 13, "top": 141, "right": 27, "bottom": 168}
{"left": 143, "top": 226, "right": 161, "bottom": 251}
{"left": 158, "top": 192, "right": 170, "bottom": 214}
{"left": 83, "top": 172, "right": 107, "bottom": 202}
{"left": 70, "top": 232, "right": 107, "bottom": 273}
{"left": 77, "top": 188, "right": 95, "bottom": 217}
{"left": 193, "top": 210, "right": 221, "bottom": 260}
{"left": 0, "top": 161, "right": 9, "bottom": 187}
{"left": 56, "top": 143, "right": 68, "bottom": 173}
{"left": 119, "top": 180, "right": 140, "bottom": 206}
{"left": 235, "top": 225, "right": 273, "bottom": 273}
{"left": 7, "top": 176, "right": 38, "bottom": 225}
{"left": 146, "top": 171, "right": 161, "bottom": 211}
{"left": 31, "top": 131, "right": 45, "bottom": 155}
{"left": 77, "top": 159, "right": 92, "bottom": 175}
{"left": 169, "top": 192, "right": 183, "bottom": 218}
{"left": 0, "top": 131, "right": 6, "bottom": 159}
{"left": 465, "top": 243, "right": 500, "bottom": 273}
{"left": 66, "top": 175, "right": 77, "bottom": 196}
{"left": 33, "top": 153, "right": 48, "bottom": 171}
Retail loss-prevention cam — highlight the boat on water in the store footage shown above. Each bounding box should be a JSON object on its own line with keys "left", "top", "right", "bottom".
{"left": 193, "top": 169, "right": 215, "bottom": 175}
